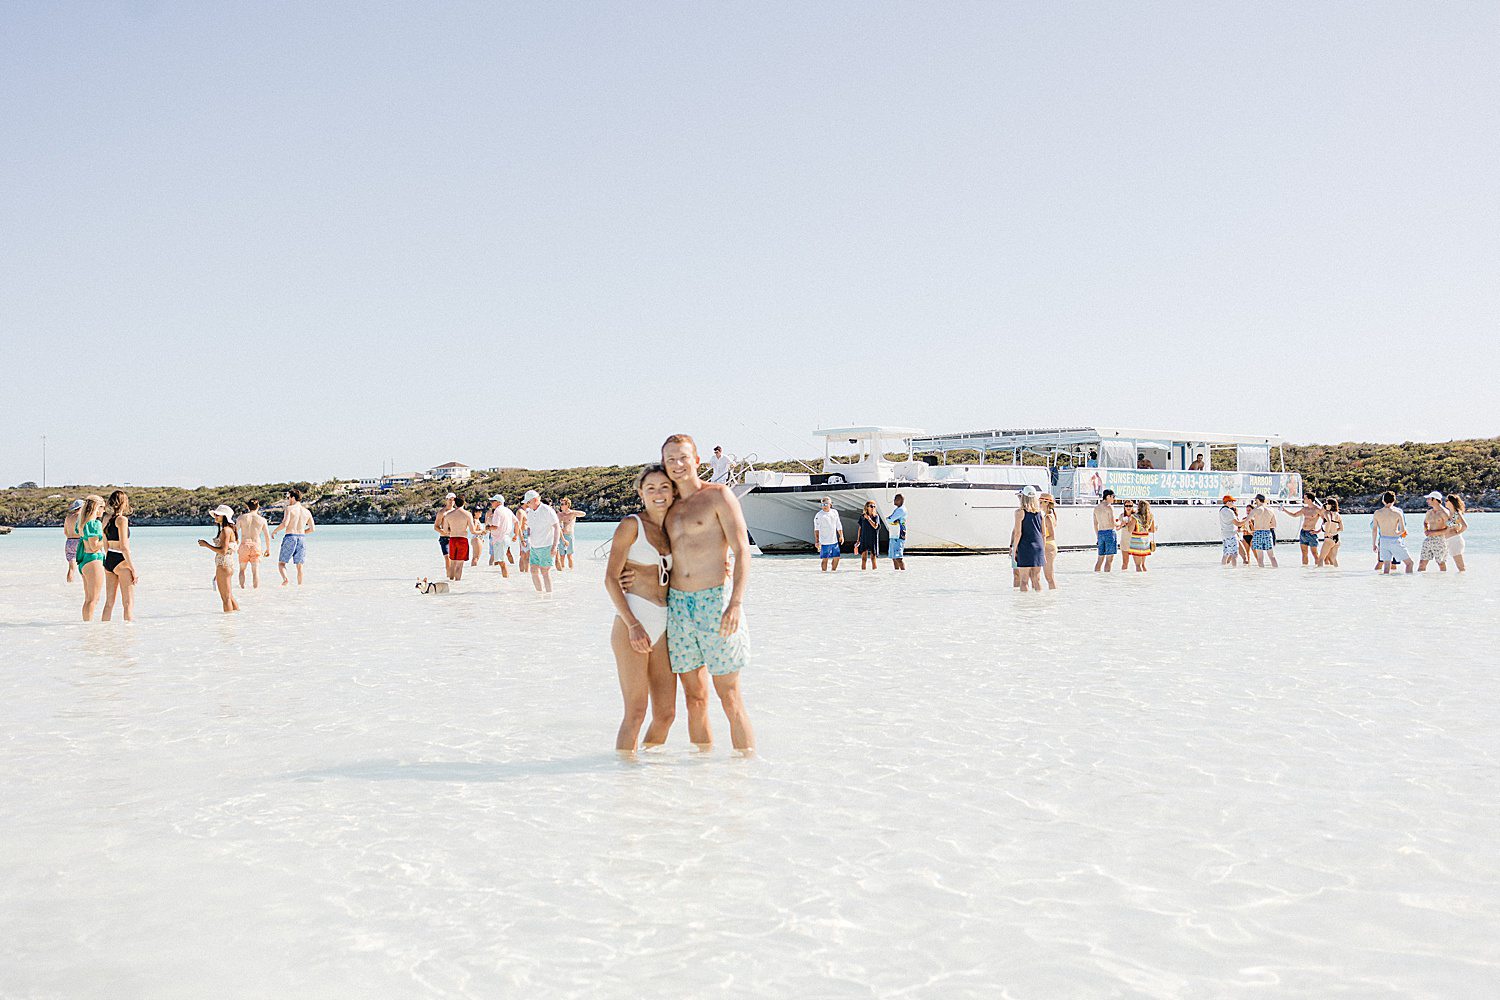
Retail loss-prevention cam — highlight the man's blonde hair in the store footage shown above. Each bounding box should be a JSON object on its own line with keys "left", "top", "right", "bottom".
{"left": 660, "top": 434, "right": 699, "bottom": 460}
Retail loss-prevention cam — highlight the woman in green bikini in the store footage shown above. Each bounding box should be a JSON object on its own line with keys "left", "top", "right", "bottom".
{"left": 74, "top": 494, "right": 108, "bottom": 621}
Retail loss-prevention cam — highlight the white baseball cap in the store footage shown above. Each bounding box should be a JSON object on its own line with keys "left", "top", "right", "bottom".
{"left": 68, "top": 499, "right": 85, "bottom": 511}
{"left": 445, "top": 492, "right": 457, "bottom": 500}
{"left": 209, "top": 504, "right": 234, "bottom": 519}
{"left": 1020, "top": 485, "right": 1039, "bottom": 498}
{"left": 1425, "top": 490, "right": 1444, "bottom": 501}
{"left": 523, "top": 490, "right": 540, "bottom": 503}
{"left": 490, "top": 494, "right": 504, "bottom": 503}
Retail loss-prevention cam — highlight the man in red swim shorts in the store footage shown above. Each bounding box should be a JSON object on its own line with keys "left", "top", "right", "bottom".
{"left": 437, "top": 500, "right": 475, "bottom": 581}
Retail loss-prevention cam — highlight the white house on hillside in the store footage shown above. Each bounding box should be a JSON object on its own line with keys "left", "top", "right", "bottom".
{"left": 428, "top": 462, "right": 472, "bottom": 481}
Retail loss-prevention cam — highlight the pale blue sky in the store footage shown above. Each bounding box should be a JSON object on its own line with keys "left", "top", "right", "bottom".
{"left": 3, "top": 2, "right": 1496, "bottom": 487}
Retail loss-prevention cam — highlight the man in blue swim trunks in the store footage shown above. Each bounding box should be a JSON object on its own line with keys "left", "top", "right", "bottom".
{"left": 661, "top": 433, "right": 755, "bottom": 753}
{"left": 885, "top": 493, "right": 908, "bottom": 570}
{"left": 1247, "top": 495, "right": 1279, "bottom": 568}
{"left": 270, "top": 488, "right": 315, "bottom": 586}
{"left": 1092, "top": 489, "right": 1118, "bottom": 572}
{"left": 813, "top": 496, "right": 843, "bottom": 572}
{"left": 1281, "top": 495, "right": 1325, "bottom": 567}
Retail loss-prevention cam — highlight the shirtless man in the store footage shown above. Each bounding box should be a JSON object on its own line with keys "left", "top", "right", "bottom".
{"left": 437, "top": 496, "right": 475, "bottom": 581}
{"left": 1281, "top": 495, "right": 1325, "bottom": 566}
{"left": 1092, "top": 490, "right": 1118, "bottom": 572}
{"left": 235, "top": 499, "right": 273, "bottom": 589}
{"left": 434, "top": 493, "right": 456, "bottom": 572}
{"left": 1372, "top": 491, "right": 1414, "bottom": 574}
{"left": 659, "top": 434, "right": 755, "bottom": 753}
{"left": 1417, "top": 491, "right": 1450, "bottom": 572}
{"left": 271, "top": 488, "right": 315, "bottom": 585}
{"left": 63, "top": 499, "right": 84, "bottom": 583}
{"left": 1247, "top": 495, "right": 1279, "bottom": 568}
{"left": 557, "top": 497, "right": 583, "bottom": 572}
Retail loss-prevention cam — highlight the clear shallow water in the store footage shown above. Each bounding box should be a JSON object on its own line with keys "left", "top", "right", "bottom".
{"left": 2, "top": 519, "right": 1498, "bottom": 998}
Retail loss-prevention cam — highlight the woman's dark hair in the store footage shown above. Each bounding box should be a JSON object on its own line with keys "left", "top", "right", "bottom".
{"left": 1446, "top": 494, "right": 1465, "bottom": 513}
{"left": 107, "top": 489, "right": 130, "bottom": 518}
{"left": 1324, "top": 496, "right": 1340, "bottom": 513}
{"left": 634, "top": 463, "right": 673, "bottom": 494}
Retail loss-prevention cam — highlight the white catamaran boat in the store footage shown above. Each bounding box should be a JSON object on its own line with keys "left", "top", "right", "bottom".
{"left": 736, "top": 425, "right": 1306, "bottom": 553}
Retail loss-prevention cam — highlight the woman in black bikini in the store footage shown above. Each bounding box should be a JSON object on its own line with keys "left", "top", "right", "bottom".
{"left": 100, "top": 490, "right": 139, "bottom": 622}
{"left": 1318, "top": 497, "right": 1343, "bottom": 567}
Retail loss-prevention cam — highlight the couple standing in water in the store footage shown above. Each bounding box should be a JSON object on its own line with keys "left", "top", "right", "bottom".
{"left": 604, "top": 435, "right": 755, "bottom": 755}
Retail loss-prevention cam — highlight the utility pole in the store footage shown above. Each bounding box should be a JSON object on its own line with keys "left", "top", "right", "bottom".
{"left": 41, "top": 434, "right": 46, "bottom": 488}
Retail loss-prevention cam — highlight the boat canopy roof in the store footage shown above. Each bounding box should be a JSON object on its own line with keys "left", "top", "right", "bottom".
{"left": 909, "top": 425, "right": 1285, "bottom": 451}
{"left": 815, "top": 426, "right": 926, "bottom": 440}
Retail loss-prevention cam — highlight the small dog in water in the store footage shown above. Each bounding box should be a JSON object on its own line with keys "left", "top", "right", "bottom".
{"left": 415, "top": 578, "right": 450, "bottom": 595}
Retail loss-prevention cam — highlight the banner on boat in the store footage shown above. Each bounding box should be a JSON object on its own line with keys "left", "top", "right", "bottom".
{"left": 1069, "top": 469, "right": 1301, "bottom": 502}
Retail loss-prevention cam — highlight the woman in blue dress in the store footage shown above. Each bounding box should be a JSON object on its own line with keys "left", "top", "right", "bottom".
{"left": 1010, "top": 486, "right": 1046, "bottom": 592}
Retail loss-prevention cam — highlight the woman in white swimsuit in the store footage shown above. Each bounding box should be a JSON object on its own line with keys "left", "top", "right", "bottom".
{"left": 605, "top": 464, "right": 678, "bottom": 752}
{"left": 1445, "top": 494, "right": 1468, "bottom": 572}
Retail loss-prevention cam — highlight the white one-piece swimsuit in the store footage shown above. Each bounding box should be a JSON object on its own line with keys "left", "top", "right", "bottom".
{"left": 619, "top": 514, "right": 672, "bottom": 644}
{"left": 1447, "top": 516, "right": 1466, "bottom": 556}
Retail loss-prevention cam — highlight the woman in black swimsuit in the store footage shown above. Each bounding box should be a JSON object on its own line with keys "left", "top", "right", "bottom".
{"left": 1318, "top": 496, "right": 1343, "bottom": 568}
{"left": 101, "top": 489, "right": 138, "bottom": 622}
{"left": 856, "top": 501, "right": 881, "bottom": 570}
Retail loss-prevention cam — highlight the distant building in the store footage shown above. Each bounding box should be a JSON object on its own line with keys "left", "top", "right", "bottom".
{"left": 428, "top": 462, "right": 472, "bottom": 482}
{"left": 380, "top": 471, "right": 428, "bottom": 490}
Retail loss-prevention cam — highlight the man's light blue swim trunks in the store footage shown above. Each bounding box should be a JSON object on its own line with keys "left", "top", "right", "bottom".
{"left": 1378, "top": 535, "right": 1410, "bottom": 563}
{"left": 278, "top": 534, "right": 306, "bottom": 564}
{"left": 819, "top": 543, "right": 840, "bottom": 559}
{"left": 1251, "top": 529, "right": 1274, "bottom": 551}
{"left": 558, "top": 534, "right": 574, "bottom": 557}
{"left": 667, "top": 585, "right": 749, "bottom": 676}
{"left": 1222, "top": 535, "right": 1239, "bottom": 557}
{"left": 888, "top": 537, "right": 904, "bottom": 559}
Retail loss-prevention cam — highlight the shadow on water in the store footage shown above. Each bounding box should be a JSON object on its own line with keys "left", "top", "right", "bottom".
{"left": 282, "top": 755, "right": 627, "bottom": 783}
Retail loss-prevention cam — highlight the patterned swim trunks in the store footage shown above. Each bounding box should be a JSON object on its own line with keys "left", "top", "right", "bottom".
{"left": 667, "top": 585, "right": 750, "bottom": 676}
{"left": 1251, "top": 529, "right": 1274, "bottom": 551}
{"left": 1222, "top": 535, "right": 1239, "bottom": 557}
{"left": 1420, "top": 536, "right": 1449, "bottom": 563}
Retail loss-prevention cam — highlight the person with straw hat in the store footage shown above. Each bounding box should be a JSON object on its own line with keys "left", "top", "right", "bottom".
{"left": 1218, "top": 495, "right": 1241, "bottom": 567}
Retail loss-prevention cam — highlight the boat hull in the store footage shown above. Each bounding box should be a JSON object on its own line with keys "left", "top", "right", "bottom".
{"left": 739, "top": 482, "right": 1305, "bottom": 553}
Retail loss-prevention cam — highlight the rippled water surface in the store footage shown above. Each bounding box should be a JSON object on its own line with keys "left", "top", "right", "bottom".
{"left": 3, "top": 520, "right": 1498, "bottom": 998}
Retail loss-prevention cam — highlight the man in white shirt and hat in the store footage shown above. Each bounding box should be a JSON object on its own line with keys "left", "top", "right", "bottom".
{"left": 813, "top": 496, "right": 843, "bottom": 572}
{"left": 485, "top": 494, "right": 516, "bottom": 577}
{"left": 520, "top": 490, "right": 560, "bottom": 593}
